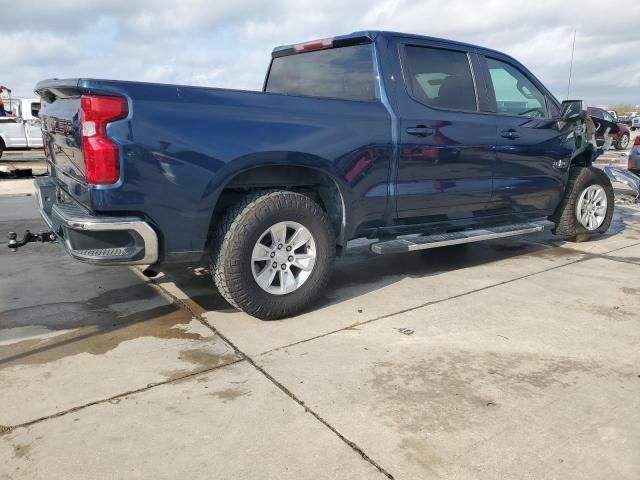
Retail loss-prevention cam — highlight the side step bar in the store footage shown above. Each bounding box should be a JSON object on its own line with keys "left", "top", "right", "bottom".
{"left": 370, "top": 223, "right": 544, "bottom": 254}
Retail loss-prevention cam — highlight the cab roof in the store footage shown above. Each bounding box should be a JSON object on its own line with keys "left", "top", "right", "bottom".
{"left": 271, "top": 30, "right": 508, "bottom": 58}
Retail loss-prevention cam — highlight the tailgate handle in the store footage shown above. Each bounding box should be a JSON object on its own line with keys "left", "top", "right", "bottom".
{"left": 406, "top": 126, "right": 434, "bottom": 137}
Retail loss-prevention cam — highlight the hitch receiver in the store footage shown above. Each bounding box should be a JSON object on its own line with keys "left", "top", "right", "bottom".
{"left": 8, "top": 230, "right": 57, "bottom": 252}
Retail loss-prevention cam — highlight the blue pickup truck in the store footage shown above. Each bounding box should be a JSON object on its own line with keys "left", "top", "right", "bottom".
{"left": 11, "top": 31, "right": 615, "bottom": 319}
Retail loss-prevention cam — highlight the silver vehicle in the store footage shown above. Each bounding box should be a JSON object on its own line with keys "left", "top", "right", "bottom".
{"left": 0, "top": 97, "right": 44, "bottom": 158}
{"left": 631, "top": 116, "right": 640, "bottom": 131}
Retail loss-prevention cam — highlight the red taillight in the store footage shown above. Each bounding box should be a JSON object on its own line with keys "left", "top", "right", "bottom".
{"left": 634, "top": 135, "right": 640, "bottom": 146}
{"left": 294, "top": 37, "right": 334, "bottom": 53}
{"left": 80, "top": 95, "right": 128, "bottom": 185}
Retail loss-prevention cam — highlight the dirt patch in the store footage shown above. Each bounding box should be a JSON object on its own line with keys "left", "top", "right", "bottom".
{"left": 622, "top": 287, "right": 640, "bottom": 296}
{"left": 400, "top": 437, "right": 445, "bottom": 477}
{"left": 592, "top": 304, "right": 635, "bottom": 322}
{"left": 370, "top": 351, "right": 605, "bottom": 435}
{"left": 13, "top": 443, "right": 31, "bottom": 459}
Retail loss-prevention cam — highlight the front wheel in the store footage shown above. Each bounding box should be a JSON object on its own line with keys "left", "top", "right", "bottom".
{"left": 615, "top": 133, "right": 630, "bottom": 150}
{"left": 211, "top": 190, "right": 335, "bottom": 320}
{"left": 550, "top": 167, "right": 614, "bottom": 239}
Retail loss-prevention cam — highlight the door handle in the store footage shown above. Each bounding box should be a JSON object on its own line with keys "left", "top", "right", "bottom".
{"left": 406, "top": 126, "right": 433, "bottom": 137}
{"left": 500, "top": 129, "right": 520, "bottom": 139}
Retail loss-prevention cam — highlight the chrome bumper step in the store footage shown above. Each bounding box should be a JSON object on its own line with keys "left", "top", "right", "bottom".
{"left": 370, "top": 223, "right": 544, "bottom": 254}
{"left": 33, "top": 177, "right": 159, "bottom": 265}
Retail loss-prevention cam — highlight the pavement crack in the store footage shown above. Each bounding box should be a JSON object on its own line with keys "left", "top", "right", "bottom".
{"left": 2, "top": 359, "right": 244, "bottom": 435}
{"left": 258, "top": 241, "right": 640, "bottom": 356}
{"left": 151, "top": 277, "right": 395, "bottom": 480}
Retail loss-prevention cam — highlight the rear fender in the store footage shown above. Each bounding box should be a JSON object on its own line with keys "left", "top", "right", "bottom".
{"left": 192, "top": 152, "right": 352, "bottom": 254}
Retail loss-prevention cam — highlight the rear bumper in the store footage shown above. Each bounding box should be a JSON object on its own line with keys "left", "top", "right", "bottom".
{"left": 35, "top": 177, "right": 158, "bottom": 265}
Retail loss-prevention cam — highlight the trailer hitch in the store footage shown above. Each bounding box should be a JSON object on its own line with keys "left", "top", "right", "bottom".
{"left": 7, "top": 230, "right": 57, "bottom": 252}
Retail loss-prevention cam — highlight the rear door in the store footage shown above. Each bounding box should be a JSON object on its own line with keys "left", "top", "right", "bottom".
{"left": 477, "top": 53, "right": 567, "bottom": 215}
{"left": 24, "top": 100, "right": 44, "bottom": 148}
{"left": 388, "top": 37, "right": 496, "bottom": 221}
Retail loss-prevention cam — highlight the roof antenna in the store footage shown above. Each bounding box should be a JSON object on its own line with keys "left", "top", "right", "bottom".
{"left": 566, "top": 29, "right": 577, "bottom": 100}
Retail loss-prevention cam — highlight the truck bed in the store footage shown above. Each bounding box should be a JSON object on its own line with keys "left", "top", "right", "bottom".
{"left": 37, "top": 78, "right": 392, "bottom": 263}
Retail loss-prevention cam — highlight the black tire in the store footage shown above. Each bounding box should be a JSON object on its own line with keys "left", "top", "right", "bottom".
{"left": 0, "top": 141, "right": 4, "bottom": 159}
{"left": 549, "top": 167, "right": 614, "bottom": 239}
{"left": 210, "top": 190, "right": 335, "bottom": 320}
{"left": 615, "top": 133, "right": 630, "bottom": 150}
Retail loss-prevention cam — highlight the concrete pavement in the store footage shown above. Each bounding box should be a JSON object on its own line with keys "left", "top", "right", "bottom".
{"left": 1, "top": 183, "right": 639, "bottom": 479}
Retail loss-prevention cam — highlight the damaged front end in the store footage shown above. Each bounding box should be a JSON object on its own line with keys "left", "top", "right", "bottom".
{"left": 560, "top": 99, "right": 618, "bottom": 166}
{"left": 560, "top": 100, "right": 638, "bottom": 201}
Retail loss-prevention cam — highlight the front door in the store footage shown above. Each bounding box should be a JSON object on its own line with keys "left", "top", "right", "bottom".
{"left": 391, "top": 40, "right": 496, "bottom": 221}
{"left": 479, "top": 54, "right": 568, "bottom": 215}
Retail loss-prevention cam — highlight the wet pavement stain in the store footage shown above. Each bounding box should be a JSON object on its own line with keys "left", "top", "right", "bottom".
{"left": 161, "top": 349, "right": 238, "bottom": 381}
{"left": 0, "top": 304, "right": 202, "bottom": 368}
{"left": 208, "top": 386, "right": 251, "bottom": 402}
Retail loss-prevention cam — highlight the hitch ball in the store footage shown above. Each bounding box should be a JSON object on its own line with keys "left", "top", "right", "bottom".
{"left": 8, "top": 232, "right": 18, "bottom": 252}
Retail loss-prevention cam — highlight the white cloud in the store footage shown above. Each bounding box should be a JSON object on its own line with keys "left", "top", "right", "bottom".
{"left": 1, "top": 0, "right": 639, "bottom": 106}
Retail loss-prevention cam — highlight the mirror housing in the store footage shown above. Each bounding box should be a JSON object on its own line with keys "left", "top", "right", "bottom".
{"left": 560, "top": 100, "right": 584, "bottom": 120}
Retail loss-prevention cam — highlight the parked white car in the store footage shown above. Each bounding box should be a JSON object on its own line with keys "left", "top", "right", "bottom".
{"left": 0, "top": 97, "right": 44, "bottom": 158}
{"left": 632, "top": 116, "right": 640, "bottom": 131}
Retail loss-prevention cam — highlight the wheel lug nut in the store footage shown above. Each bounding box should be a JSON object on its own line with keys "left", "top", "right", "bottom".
{"left": 288, "top": 256, "right": 293, "bottom": 262}
{"left": 286, "top": 246, "right": 292, "bottom": 252}
{"left": 270, "top": 252, "right": 275, "bottom": 258}
{"left": 278, "top": 244, "right": 283, "bottom": 249}
{"left": 281, "top": 264, "right": 286, "bottom": 270}
{"left": 272, "top": 262, "right": 277, "bottom": 268}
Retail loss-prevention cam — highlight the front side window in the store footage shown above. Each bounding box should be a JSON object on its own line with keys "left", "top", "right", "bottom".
{"left": 265, "top": 44, "right": 377, "bottom": 102}
{"left": 486, "top": 57, "right": 548, "bottom": 118}
{"left": 403, "top": 45, "right": 477, "bottom": 111}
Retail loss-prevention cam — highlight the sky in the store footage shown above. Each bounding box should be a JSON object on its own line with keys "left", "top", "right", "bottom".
{"left": 1, "top": 0, "right": 639, "bottom": 108}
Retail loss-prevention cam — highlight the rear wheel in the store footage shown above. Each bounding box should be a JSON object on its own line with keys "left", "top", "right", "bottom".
{"left": 550, "top": 167, "right": 614, "bottom": 239}
{"left": 211, "top": 190, "right": 335, "bottom": 320}
{"left": 616, "top": 133, "right": 630, "bottom": 150}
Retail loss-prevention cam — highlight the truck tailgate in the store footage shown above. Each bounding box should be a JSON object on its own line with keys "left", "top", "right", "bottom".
{"left": 37, "top": 79, "right": 128, "bottom": 211}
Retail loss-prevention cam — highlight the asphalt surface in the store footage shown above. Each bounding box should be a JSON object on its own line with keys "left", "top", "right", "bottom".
{"left": 1, "top": 181, "right": 639, "bottom": 479}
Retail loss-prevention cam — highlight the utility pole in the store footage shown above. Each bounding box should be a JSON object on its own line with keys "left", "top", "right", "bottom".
{"left": 566, "top": 29, "right": 577, "bottom": 100}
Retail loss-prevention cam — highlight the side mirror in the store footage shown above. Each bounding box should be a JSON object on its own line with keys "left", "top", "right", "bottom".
{"left": 560, "top": 99, "right": 584, "bottom": 120}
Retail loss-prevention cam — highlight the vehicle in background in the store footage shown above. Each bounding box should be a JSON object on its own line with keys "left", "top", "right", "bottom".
{"left": 629, "top": 135, "right": 640, "bottom": 176}
{"left": 618, "top": 115, "right": 631, "bottom": 126}
{"left": 587, "top": 107, "right": 631, "bottom": 150}
{"left": 0, "top": 97, "right": 44, "bottom": 158}
{"left": 632, "top": 116, "right": 640, "bottom": 131}
{"left": 12, "top": 31, "right": 617, "bottom": 319}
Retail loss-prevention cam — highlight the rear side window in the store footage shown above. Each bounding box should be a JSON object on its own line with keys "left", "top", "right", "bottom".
{"left": 486, "top": 57, "right": 548, "bottom": 118}
{"left": 403, "top": 46, "right": 477, "bottom": 111}
{"left": 265, "top": 44, "right": 377, "bottom": 102}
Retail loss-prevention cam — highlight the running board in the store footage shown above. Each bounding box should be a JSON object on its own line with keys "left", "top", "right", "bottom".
{"left": 370, "top": 223, "right": 544, "bottom": 254}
